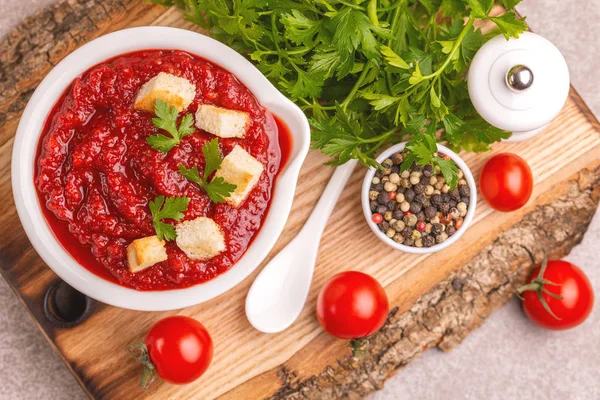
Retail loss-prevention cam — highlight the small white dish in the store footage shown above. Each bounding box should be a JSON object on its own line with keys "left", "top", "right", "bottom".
{"left": 11, "top": 27, "right": 310, "bottom": 311}
{"left": 361, "top": 143, "right": 477, "bottom": 254}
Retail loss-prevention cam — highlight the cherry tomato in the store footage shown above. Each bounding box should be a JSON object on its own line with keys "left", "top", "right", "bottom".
{"left": 131, "top": 316, "right": 213, "bottom": 388}
{"left": 519, "top": 258, "right": 594, "bottom": 330}
{"left": 317, "top": 271, "right": 389, "bottom": 339}
{"left": 479, "top": 153, "right": 533, "bottom": 212}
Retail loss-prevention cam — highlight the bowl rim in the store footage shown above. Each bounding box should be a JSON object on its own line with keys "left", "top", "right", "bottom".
{"left": 11, "top": 26, "right": 310, "bottom": 311}
{"left": 361, "top": 143, "right": 477, "bottom": 254}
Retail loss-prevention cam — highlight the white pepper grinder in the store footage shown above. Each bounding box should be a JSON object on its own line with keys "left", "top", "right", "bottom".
{"left": 468, "top": 32, "right": 570, "bottom": 142}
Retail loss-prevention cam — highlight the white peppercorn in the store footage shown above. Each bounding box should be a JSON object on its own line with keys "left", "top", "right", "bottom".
{"left": 457, "top": 202, "right": 467, "bottom": 213}
{"left": 381, "top": 176, "right": 390, "bottom": 183}
{"left": 400, "top": 201, "right": 410, "bottom": 212}
{"left": 372, "top": 177, "right": 380, "bottom": 185}
{"left": 441, "top": 184, "right": 450, "bottom": 193}
{"left": 393, "top": 233, "right": 404, "bottom": 243}
{"left": 396, "top": 192, "right": 405, "bottom": 203}
{"left": 415, "top": 239, "right": 423, "bottom": 248}
{"left": 384, "top": 182, "right": 398, "bottom": 192}
{"left": 400, "top": 170, "right": 410, "bottom": 178}
{"left": 386, "top": 228, "right": 396, "bottom": 238}
{"left": 384, "top": 211, "right": 393, "bottom": 221}
{"left": 409, "top": 175, "right": 420, "bottom": 185}
{"left": 389, "top": 173, "right": 400, "bottom": 184}
{"left": 382, "top": 158, "right": 393, "bottom": 167}
{"left": 429, "top": 176, "right": 438, "bottom": 185}
{"left": 403, "top": 213, "right": 418, "bottom": 227}
{"left": 433, "top": 189, "right": 441, "bottom": 195}
{"left": 425, "top": 185, "right": 434, "bottom": 195}
{"left": 457, "top": 169, "right": 464, "bottom": 179}
{"left": 458, "top": 179, "right": 467, "bottom": 186}
{"left": 393, "top": 220, "right": 406, "bottom": 231}
{"left": 369, "top": 190, "right": 378, "bottom": 201}
{"left": 425, "top": 223, "right": 432, "bottom": 234}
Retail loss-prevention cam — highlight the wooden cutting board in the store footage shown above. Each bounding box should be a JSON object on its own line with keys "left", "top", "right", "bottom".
{"left": 0, "top": 1, "right": 598, "bottom": 399}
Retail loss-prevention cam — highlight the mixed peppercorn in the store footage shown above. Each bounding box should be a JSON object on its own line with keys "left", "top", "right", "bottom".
{"left": 368, "top": 151, "right": 471, "bottom": 248}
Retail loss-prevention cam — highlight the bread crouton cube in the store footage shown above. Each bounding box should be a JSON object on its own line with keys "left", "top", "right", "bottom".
{"left": 127, "top": 235, "right": 168, "bottom": 273}
{"left": 134, "top": 72, "right": 196, "bottom": 113}
{"left": 195, "top": 105, "right": 250, "bottom": 138}
{"left": 212, "top": 145, "right": 264, "bottom": 208}
{"left": 175, "top": 217, "right": 226, "bottom": 261}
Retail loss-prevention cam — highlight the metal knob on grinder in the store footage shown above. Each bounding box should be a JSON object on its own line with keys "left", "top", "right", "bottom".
{"left": 468, "top": 32, "right": 570, "bottom": 142}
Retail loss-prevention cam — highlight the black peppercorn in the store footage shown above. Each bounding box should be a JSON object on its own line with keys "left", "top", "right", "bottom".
{"left": 414, "top": 183, "right": 426, "bottom": 195}
{"left": 413, "top": 164, "right": 423, "bottom": 172}
{"left": 373, "top": 183, "right": 383, "bottom": 192}
{"left": 414, "top": 194, "right": 427, "bottom": 205}
{"left": 410, "top": 202, "right": 422, "bottom": 214}
{"left": 404, "top": 188, "right": 416, "bottom": 202}
{"left": 403, "top": 238, "right": 414, "bottom": 247}
{"left": 459, "top": 184, "right": 470, "bottom": 197}
{"left": 397, "top": 186, "right": 406, "bottom": 194}
{"left": 393, "top": 210, "right": 404, "bottom": 220}
{"left": 378, "top": 221, "right": 390, "bottom": 232}
{"left": 440, "top": 202, "right": 450, "bottom": 213}
{"left": 377, "top": 205, "right": 387, "bottom": 214}
{"left": 461, "top": 196, "right": 470, "bottom": 206}
{"left": 449, "top": 187, "right": 460, "bottom": 201}
{"left": 375, "top": 170, "right": 383, "bottom": 179}
{"left": 401, "top": 227, "right": 413, "bottom": 238}
{"left": 386, "top": 201, "right": 396, "bottom": 210}
{"left": 425, "top": 206, "right": 437, "bottom": 219}
{"left": 423, "top": 165, "right": 433, "bottom": 177}
{"left": 441, "top": 193, "right": 451, "bottom": 203}
{"left": 422, "top": 235, "right": 435, "bottom": 247}
{"left": 420, "top": 175, "right": 430, "bottom": 185}
{"left": 449, "top": 200, "right": 457, "bottom": 208}
{"left": 416, "top": 211, "right": 426, "bottom": 221}
{"left": 370, "top": 200, "right": 379, "bottom": 212}
{"left": 390, "top": 165, "right": 400, "bottom": 174}
{"left": 378, "top": 192, "right": 390, "bottom": 204}
{"left": 432, "top": 223, "right": 444, "bottom": 235}
{"left": 431, "top": 194, "right": 442, "bottom": 206}
{"left": 447, "top": 225, "right": 457, "bottom": 236}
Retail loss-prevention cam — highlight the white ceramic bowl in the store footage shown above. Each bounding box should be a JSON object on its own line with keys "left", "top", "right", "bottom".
{"left": 361, "top": 143, "right": 477, "bottom": 254}
{"left": 11, "top": 27, "right": 310, "bottom": 311}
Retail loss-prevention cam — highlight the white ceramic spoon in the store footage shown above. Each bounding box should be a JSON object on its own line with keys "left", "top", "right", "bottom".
{"left": 245, "top": 160, "right": 359, "bottom": 333}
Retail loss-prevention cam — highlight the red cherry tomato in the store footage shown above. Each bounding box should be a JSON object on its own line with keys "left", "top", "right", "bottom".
{"left": 131, "top": 316, "right": 213, "bottom": 388}
{"left": 519, "top": 259, "right": 594, "bottom": 330}
{"left": 479, "top": 153, "right": 533, "bottom": 212}
{"left": 317, "top": 271, "right": 389, "bottom": 339}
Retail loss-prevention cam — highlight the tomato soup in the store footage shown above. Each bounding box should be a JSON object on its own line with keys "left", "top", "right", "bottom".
{"left": 35, "top": 50, "right": 291, "bottom": 291}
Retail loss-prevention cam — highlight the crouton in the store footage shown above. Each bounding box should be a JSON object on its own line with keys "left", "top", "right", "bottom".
{"left": 134, "top": 72, "right": 196, "bottom": 113}
{"left": 213, "top": 145, "right": 264, "bottom": 208}
{"left": 175, "top": 217, "right": 226, "bottom": 261}
{"left": 127, "top": 235, "right": 168, "bottom": 273}
{"left": 195, "top": 105, "right": 250, "bottom": 138}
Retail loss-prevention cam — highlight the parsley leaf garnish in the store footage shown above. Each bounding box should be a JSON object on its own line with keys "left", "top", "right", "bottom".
{"left": 149, "top": 195, "right": 190, "bottom": 241}
{"left": 177, "top": 138, "right": 237, "bottom": 203}
{"left": 147, "top": 99, "right": 195, "bottom": 152}
{"left": 154, "top": 0, "right": 528, "bottom": 186}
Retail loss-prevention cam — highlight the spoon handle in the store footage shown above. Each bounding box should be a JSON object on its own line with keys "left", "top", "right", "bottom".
{"left": 301, "top": 159, "right": 358, "bottom": 237}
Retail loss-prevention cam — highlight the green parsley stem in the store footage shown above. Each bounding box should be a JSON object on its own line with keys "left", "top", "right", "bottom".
{"left": 358, "top": 128, "right": 397, "bottom": 144}
{"left": 335, "top": 0, "right": 365, "bottom": 11}
{"left": 340, "top": 60, "right": 373, "bottom": 110}
{"left": 422, "top": 16, "right": 475, "bottom": 80}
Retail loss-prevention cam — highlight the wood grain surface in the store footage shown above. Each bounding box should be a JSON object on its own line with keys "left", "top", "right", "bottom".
{"left": 0, "top": 1, "right": 598, "bottom": 399}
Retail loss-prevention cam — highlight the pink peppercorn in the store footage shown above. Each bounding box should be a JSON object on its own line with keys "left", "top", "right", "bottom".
{"left": 372, "top": 213, "right": 383, "bottom": 224}
{"left": 416, "top": 221, "right": 426, "bottom": 232}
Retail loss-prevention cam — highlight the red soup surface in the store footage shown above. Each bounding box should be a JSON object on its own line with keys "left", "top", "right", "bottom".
{"left": 35, "top": 49, "right": 291, "bottom": 291}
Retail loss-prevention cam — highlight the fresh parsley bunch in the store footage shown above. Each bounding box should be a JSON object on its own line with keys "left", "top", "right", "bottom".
{"left": 152, "top": 0, "right": 526, "bottom": 184}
